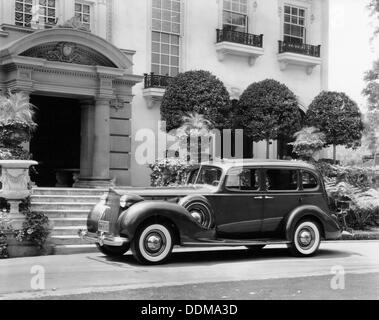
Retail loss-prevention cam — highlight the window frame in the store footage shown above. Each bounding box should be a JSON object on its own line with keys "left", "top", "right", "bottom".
{"left": 150, "top": 0, "right": 182, "bottom": 77}
{"left": 300, "top": 170, "right": 320, "bottom": 192}
{"left": 222, "top": 0, "right": 249, "bottom": 33}
{"left": 224, "top": 167, "right": 262, "bottom": 193}
{"left": 263, "top": 168, "right": 300, "bottom": 193}
{"left": 283, "top": 4, "right": 307, "bottom": 44}
{"left": 74, "top": 0, "right": 93, "bottom": 32}
{"left": 14, "top": 0, "right": 58, "bottom": 28}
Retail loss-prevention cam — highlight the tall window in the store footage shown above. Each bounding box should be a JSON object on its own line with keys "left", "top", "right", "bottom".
{"left": 223, "top": 0, "right": 248, "bottom": 32}
{"left": 283, "top": 5, "right": 306, "bottom": 44}
{"left": 151, "top": 0, "right": 181, "bottom": 77}
{"left": 15, "top": 0, "right": 57, "bottom": 28}
{"left": 75, "top": 1, "right": 91, "bottom": 31}
{"left": 38, "top": 0, "right": 56, "bottom": 27}
{"left": 15, "top": 0, "right": 33, "bottom": 27}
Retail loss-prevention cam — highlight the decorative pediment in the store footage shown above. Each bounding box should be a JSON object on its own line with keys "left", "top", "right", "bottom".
{"left": 19, "top": 42, "right": 117, "bottom": 68}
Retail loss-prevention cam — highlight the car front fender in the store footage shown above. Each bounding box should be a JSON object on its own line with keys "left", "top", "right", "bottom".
{"left": 117, "top": 200, "right": 215, "bottom": 243}
{"left": 284, "top": 205, "right": 341, "bottom": 241}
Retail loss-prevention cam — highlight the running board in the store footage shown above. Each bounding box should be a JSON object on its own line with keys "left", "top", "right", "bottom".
{"left": 182, "top": 239, "right": 290, "bottom": 247}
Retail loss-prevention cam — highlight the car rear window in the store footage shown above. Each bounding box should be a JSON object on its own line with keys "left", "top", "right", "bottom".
{"left": 302, "top": 171, "right": 319, "bottom": 190}
{"left": 226, "top": 168, "right": 260, "bottom": 191}
{"left": 265, "top": 169, "right": 298, "bottom": 191}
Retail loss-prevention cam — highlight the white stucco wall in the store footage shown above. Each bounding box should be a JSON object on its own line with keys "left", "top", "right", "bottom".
{"left": 111, "top": 0, "right": 330, "bottom": 186}
{"left": 0, "top": 0, "right": 330, "bottom": 187}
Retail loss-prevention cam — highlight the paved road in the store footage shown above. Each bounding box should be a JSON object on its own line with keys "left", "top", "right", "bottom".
{"left": 0, "top": 241, "right": 378, "bottom": 300}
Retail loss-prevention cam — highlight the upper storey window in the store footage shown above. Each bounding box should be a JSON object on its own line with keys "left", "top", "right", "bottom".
{"left": 283, "top": 5, "right": 306, "bottom": 44}
{"left": 151, "top": 0, "right": 181, "bottom": 77}
{"left": 15, "top": 0, "right": 57, "bottom": 28}
{"left": 75, "top": 1, "right": 92, "bottom": 31}
{"left": 223, "top": 0, "right": 248, "bottom": 32}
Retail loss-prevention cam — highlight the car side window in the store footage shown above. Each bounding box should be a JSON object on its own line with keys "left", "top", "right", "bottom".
{"left": 226, "top": 168, "right": 260, "bottom": 191}
{"left": 265, "top": 169, "right": 298, "bottom": 191}
{"left": 302, "top": 171, "right": 319, "bottom": 190}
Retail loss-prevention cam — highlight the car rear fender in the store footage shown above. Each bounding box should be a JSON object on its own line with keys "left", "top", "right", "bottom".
{"left": 284, "top": 205, "right": 336, "bottom": 240}
{"left": 118, "top": 200, "right": 215, "bottom": 243}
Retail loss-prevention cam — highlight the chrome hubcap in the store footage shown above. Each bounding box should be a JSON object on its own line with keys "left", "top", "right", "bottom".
{"left": 299, "top": 230, "right": 312, "bottom": 246}
{"left": 144, "top": 230, "right": 166, "bottom": 256}
{"left": 146, "top": 234, "right": 162, "bottom": 251}
{"left": 191, "top": 211, "right": 203, "bottom": 224}
{"left": 297, "top": 227, "right": 315, "bottom": 249}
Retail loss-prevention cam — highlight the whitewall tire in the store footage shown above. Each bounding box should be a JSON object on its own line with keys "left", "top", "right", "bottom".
{"left": 289, "top": 220, "right": 321, "bottom": 257}
{"left": 131, "top": 223, "right": 174, "bottom": 265}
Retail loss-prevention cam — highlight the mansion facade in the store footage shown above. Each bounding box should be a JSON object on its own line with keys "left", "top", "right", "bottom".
{"left": 0, "top": 0, "right": 330, "bottom": 187}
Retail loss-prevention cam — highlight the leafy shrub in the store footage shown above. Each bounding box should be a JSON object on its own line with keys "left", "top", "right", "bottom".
{"left": 149, "top": 158, "right": 195, "bottom": 187}
{"left": 325, "top": 180, "right": 379, "bottom": 230}
{"left": 316, "top": 161, "right": 378, "bottom": 188}
{"left": 12, "top": 199, "right": 50, "bottom": 250}
{"left": 289, "top": 127, "right": 326, "bottom": 160}
{"left": 0, "top": 208, "right": 11, "bottom": 259}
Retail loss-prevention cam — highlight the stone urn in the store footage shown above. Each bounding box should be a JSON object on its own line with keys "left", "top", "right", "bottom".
{"left": 0, "top": 160, "right": 37, "bottom": 229}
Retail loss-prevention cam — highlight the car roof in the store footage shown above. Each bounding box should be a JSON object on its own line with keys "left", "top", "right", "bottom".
{"left": 198, "top": 158, "right": 318, "bottom": 171}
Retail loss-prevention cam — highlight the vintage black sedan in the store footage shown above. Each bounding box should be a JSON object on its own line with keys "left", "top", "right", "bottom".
{"left": 80, "top": 159, "right": 341, "bottom": 264}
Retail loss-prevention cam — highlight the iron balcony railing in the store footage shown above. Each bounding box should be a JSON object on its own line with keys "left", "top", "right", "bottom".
{"left": 278, "top": 41, "right": 321, "bottom": 57}
{"left": 216, "top": 29, "right": 263, "bottom": 48}
{"left": 144, "top": 73, "right": 172, "bottom": 89}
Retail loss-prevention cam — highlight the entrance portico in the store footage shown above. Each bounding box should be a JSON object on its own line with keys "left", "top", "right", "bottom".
{"left": 0, "top": 27, "right": 142, "bottom": 187}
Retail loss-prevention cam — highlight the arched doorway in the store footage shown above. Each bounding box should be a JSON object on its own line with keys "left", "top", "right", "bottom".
{"left": 0, "top": 27, "right": 143, "bottom": 187}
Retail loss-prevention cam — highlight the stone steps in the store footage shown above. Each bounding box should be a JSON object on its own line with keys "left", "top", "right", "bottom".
{"left": 31, "top": 188, "right": 104, "bottom": 255}
{"left": 32, "top": 188, "right": 107, "bottom": 196}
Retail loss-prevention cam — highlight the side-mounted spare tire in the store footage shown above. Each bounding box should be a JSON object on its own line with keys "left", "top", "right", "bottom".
{"left": 178, "top": 196, "right": 214, "bottom": 229}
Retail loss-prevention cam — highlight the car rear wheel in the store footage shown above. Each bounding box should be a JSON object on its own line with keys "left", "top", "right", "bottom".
{"left": 131, "top": 223, "right": 174, "bottom": 265}
{"left": 289, "top": 220, "right": 321, "bottom": 257}
{"left": 96, "top": 243, "right": 130, "bottom": 257}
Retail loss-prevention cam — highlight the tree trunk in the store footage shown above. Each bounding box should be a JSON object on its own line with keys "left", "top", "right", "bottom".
{"left": 266, "top": 139, "right": 270, "bottom": 159}
{"left": 333, "top": 144, "right": 337, "bottom": 164}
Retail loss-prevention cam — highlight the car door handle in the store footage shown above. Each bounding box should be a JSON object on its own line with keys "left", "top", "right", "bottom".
{"left": 265, "top": 196, "right": 275, "bottom": 199}
{"left": 254, "top": 196, "right": 264, "bottom": 200}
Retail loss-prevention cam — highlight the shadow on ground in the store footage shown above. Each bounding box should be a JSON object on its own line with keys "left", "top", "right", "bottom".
{"left": 100, "top": 246, "right": 356, "bottom": 267}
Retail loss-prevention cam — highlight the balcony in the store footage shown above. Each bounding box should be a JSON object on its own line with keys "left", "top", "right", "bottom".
{"left": 143, "top": 73, "right": 172, "bottom": 108}
{"left": 215, "top": 29, "right": 264, "bottom": 66}
{"left": 277, "top": 41, "right": 322, "bottom": 75}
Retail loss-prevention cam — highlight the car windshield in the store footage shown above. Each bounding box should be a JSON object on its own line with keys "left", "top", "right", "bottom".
{"left": 192, "top": 166, "right": 222, "bottom": 187}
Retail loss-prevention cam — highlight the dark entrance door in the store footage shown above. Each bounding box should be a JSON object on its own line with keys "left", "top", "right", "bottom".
{"left": 30, "top": 95, "right": 81, "bottom": 187}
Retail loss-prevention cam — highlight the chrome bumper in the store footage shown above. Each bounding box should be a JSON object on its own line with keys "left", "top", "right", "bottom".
{"left": 79, "top": 230, "right": 129, "bottom": 247}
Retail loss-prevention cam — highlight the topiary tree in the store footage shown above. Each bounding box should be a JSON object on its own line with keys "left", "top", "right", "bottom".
{"left": 237, "top": 79, "right": 302, "bottom": 159}
{"left": 160, "top": 70, "right": 231, "bottom": 132}
{"left": 305, "top": 91, "right": 364, "bottom": 163}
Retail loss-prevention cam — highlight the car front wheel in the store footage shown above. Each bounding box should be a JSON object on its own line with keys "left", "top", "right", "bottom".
{"left": 131, "top": 223, "right": 174, "bottom": 265}
{"left": 289, "top": 220, "right": 321, "bottom": 257}
{"left": 96, "top": 243, "right": 130, "bottom": 257}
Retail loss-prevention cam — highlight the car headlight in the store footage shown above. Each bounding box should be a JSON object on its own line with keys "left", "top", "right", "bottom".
{"left": 120, "top": 195, "right": 128, "bottom": 208}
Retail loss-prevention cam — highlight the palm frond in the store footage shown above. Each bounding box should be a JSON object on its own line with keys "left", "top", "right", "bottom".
{"left": 0, "top": 91, "right": 36, "bottom": 128}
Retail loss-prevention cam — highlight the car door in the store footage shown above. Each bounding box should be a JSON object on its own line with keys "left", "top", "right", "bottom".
{"left": 261, "top": 167, "right": 301, "bottom": 238}
{"left": 213, "top": 167, "right": 264, "bottom": 239}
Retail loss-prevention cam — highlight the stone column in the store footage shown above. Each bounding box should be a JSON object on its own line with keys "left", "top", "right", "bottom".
{"left": 92, "top": 97, "right": 111, "bottom": 180}
{"left": 78, "top": 99, "right": 94, "bottom": 178}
